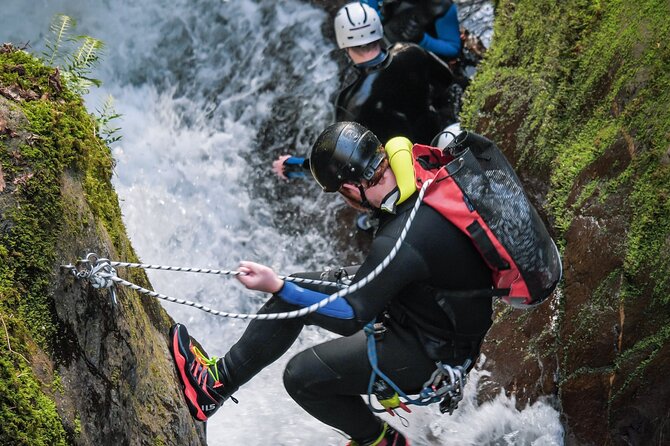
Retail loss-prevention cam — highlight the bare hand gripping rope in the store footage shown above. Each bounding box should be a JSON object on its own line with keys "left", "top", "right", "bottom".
{"left": 62, "top": 180, "right": 432, "bottom": 321}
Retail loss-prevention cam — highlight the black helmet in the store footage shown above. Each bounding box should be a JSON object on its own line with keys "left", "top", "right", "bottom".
{"left": 310, "top": 122, "right": 384, "bottom": 192}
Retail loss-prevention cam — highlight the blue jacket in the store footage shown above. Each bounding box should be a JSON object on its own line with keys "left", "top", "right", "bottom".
{"left": 364, "top": 0, "right": 462, "bottom": 59}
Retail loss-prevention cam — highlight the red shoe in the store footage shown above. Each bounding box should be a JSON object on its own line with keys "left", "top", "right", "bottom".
{"left": 347, "top": 423, "right": 409, "bottom": 446}
{"left": 170, "top": 323, "right": 227, "bottom": 421}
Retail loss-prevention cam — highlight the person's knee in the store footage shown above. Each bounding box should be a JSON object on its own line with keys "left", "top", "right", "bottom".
{"left": 283, "top": 350, "right": 312, "bottom": 400}
{"left": 283, "top": 348, "right": 339, "bottom": 401}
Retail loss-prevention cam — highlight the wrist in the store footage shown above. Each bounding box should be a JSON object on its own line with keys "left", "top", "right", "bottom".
{"left": 272, "top": 279, "right": 285, "bottom": 294}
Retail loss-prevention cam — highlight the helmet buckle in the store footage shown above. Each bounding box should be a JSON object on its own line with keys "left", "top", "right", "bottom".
{"left": 362, "top": 152, "right": 385, "bottom": 181}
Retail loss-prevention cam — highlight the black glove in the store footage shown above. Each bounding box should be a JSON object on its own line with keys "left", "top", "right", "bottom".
{"left": 385, "top": 13, "right": 424, "bottom": 43}
{"left": 399, "top": 17, "right": 424, "bottom": 43}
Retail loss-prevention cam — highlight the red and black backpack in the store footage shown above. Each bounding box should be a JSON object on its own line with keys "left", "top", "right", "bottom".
{"left": 413, "top": 132, "right": 562, "bottom": 308}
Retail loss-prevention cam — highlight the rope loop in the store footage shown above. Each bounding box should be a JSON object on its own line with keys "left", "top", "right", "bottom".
{"left": 61, "top": 253, "right": 118, "bottom": 304}
{"left": 89, "top": 259, "right": 117, "bottom": 290}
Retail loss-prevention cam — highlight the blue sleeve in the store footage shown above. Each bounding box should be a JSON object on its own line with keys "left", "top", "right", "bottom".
{"left": 284, "top": 156, "right": 305, "bottom": 166}
{"left": 283, "top": 156, "right": 308, "bottom": 179}
{"left": 278, "top": 281, "right": 355, "bottom": 319}
{"left": 419, "top": 4, "right": 461, "bottom": 58}
{"left": 361, "top": 0, "right": 383, "bottom": 16}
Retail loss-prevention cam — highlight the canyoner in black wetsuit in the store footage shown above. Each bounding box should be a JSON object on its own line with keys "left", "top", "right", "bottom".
{"left": 335, "top": 41, "right": 461, "bottom": 144}
{"left": 273, "top": 2, "right": 460, "bottom": 181}
{"left": 170, "top": 122, "right": 494, "bottom": 446}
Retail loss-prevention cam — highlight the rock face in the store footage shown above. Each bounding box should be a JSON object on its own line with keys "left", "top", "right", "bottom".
{"left": 0, "top": 46, "right": 205, "bottom": 445}
{"left": 461, "top": 1, "right": 670, "bottom": 445}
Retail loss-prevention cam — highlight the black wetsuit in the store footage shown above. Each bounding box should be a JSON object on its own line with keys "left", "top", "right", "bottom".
{"left": 335, "top": 42, "right": 459, "bottom": 145}
{"left": 220, "top": 193, "right": 493, "bottom": 443}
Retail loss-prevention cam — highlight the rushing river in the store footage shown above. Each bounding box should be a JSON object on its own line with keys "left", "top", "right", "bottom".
{"left": 4, "top": 0, "right": 563, "bottom": 444}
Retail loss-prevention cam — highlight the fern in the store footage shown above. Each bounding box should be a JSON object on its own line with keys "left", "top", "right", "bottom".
{"left": 95, "top": 95, "right": 123, "bottom": 146}
{"left": 64, "top": 36, "right": 104, "bottom": 94}
{"left": 44, "top": 14, "right": 74, "bottom": 65}
{"left": 42, "top": 14, "right": 120, "bottom": 144}
{"left": 68, "top": 36, "right": 103, "bottom": 74}
{"left": 42, "top": 14, "right": 104, "bottom": 95}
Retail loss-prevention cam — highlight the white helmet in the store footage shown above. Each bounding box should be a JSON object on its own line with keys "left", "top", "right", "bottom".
{"left": 435, "top": 122, "right": 462, "bottom": 149}
{"left": 334, "top": 2, "right": 383, "bottom": 49}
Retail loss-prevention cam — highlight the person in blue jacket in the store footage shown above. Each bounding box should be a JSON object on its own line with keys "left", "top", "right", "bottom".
{"left": 364, "top": 0, "right": 462, "bottom": 61}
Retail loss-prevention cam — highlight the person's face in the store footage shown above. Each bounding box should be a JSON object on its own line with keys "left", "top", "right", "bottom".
{"left": 339, "top": 167, "right": 395, "bottom": 210}
{"left": 346, "top": 41, "right": 382, "bottom": 64}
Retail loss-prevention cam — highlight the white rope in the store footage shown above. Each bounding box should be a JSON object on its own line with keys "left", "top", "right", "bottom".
{"left": 65, "top": 180, "right": 432, "bottom": 320}
{"left": 104, "top": 261, "right": 347, "bottom": 289}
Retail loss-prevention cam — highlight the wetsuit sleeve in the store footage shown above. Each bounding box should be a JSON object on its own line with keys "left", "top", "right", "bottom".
{"left": 313, "top": 230, "right": 431, "bottom": 336}
{"left": 278, "top": 281, "right": 354, "bottom": 319}
{"left": 419, "top": 4, "right": 461, "bottom": 58}
{"left": 281, "top": 156, "right": 310, "bottom": 179}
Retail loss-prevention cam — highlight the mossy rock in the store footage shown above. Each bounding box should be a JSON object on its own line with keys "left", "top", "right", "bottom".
{"left": 0, "top": 45, "right": 205, "bottom": 445}
{"left": 464, "top": 0, "right": 670, "bottom": 444}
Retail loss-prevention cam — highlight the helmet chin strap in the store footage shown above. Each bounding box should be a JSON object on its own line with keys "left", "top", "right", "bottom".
{"left": 380, "top": 186, "right": 401, "bottom": 214}
{"left": 357, "top": 184, "right": 375, "bottom": 210}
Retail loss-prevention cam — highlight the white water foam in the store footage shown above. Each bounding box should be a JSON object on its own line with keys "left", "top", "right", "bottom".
{"left": 3, "top": 1, "right": 563, "bottom": 444}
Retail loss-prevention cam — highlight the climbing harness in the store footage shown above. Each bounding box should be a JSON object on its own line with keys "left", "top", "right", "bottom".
{"left": 62, "top": 179, "right": 433, "bottom": 321}
{"left": 364, "top": 321, "right": 470, "bottom": 417}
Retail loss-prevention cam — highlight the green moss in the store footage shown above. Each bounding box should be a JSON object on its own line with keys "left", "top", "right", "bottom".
{"left": 73, "top": 416, "right": 82, "bottom": 436}
{"left": 51, "top": 371, "right": 64, "bottom": 394}
{"left": 0, "top": 50, "right": 76, "bottom": 102}
{"left": 609, "top": 323, "right": 670, "bottom": 404}
{"left": 625, "top": 155, "right": 670, "bottom": 304}
{"left": 0, "top": 44, "right": 144, "bottom": 445}
{"left": 573, "top": 179, "right": 598, "bottom": 210}
{"left": 0, "top": 312, "right": 68, "bottom": 445}
{"left": 0, "top": 46, "right": 134, "bottom": 347}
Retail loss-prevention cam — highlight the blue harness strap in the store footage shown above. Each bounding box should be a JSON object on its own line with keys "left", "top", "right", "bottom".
{"left": 364, "top": 322, "right": 471, "bottom": 415}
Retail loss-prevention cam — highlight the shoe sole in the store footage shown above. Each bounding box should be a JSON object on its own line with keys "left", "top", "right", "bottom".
{"left": 170, "top": 324, "right": 208, "bottom": 421}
